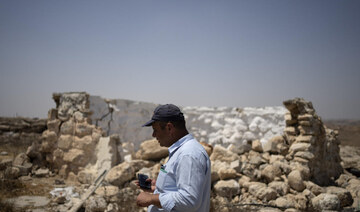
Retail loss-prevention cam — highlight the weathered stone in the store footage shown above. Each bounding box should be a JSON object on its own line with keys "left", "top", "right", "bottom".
{"left": 288, "top": 170, "right": 305, "bottom": 192}
{"left": 34, "top": 168, "right": 49, "bottom": 177}
{"left": 268, "top": 181, "right": 289, "bottom": 196}
{"left": 275, "top": 196, "right": 296, "bottom": 209}
{"left": 218, "top": 167, "right": 238, "bottom": 180}
{"left": 95, "top": 185, "right": 120, "bottom": 198}
{"left": 135, "top": 139, "right": 168, "bottom": 161}
{"left": 305, "top": 181, "right": 324, "bottom": 196}
{"left": 0, "top": 158, "right": 13, "bottom": 171}
{"left": 13, "top": 153, "right": 31, "bottom": 166}
{"left": 294, "top": 151, "right": 314, "bottom": 160}
{"left": 4, "top": 166, "right": 21, "bottom": 179}
{"left": 105, "top": 162, "right": 135, "bottom": 187}
{"left": 77, "top": 170, "right": 95, "bottom": 184}
{"left": 252, "top": 140, "right": 263, "bottom": 152}
{"left": 311, "top": 193, "right": 340, "bottom": 211}
{"left": 227, "top": 143, "right": 251, "bottom": 155}
{"left": 210, "top": 145, "right": 239, "bottom": 162}
{"left": 295, "top": 135, "right": 315, "bottom": 144}
{"left": 75, "top": 123, "right": 93, "bottom": 138}
{"left": 63, "top": 149, "right": 86, "bottom": 166}
{"left": 249, "top": 182, "right": 277, "bottom": 201}
{"left": 60, "top": 120, "right": 75, "bottom": 135}
{"left": 72, "top": 135, "right": 94, "bottom": 151}
{"left": 57, "top": 135, "right": 73, "bottom": 150}
{"left": 47, "top": 119, "right": 61, "bottom": 134}
{"left": 200, "top": 141, "right": 213, "bottom": 156}
{"left": 285, "top": 113, "right": 297, "bottom": 125}
{"left": 326, "top": 186, "right": 353, "bottom": 207}
{"left": 213, "top": 179, "right": 240, "bottom": 198}
{"left": 85, "top": 195, "right": 107, "bottom": 212}
{"left": 289, "top": 143, "right": 311, "bottom": 153}
{"left": 284, "top": 127, "right": 297, "bottom": 135}
{"left": 261, "top": 164, "right": 282, "bottom": 183}
{"left": 230, "top": 160, "right": 241, "bottom": 173}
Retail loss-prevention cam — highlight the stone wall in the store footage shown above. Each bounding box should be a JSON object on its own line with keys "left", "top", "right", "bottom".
{"left": 0, "top": 117, "right": 47, "bottom": 146}
{"left": 26, "top": 92, "right": 122, "bottom": 182}
{"left": 283, "top": 98, "right": 342, "bottom": 186}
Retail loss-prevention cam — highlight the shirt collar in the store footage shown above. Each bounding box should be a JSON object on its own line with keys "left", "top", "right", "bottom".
{"left": 168, "top": 134, "right": 193, "bottom": 158}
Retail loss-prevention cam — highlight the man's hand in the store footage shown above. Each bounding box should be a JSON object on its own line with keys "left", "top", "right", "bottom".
{"left": 134, "top": 178, "right": 156, "bottom": 192}
{"left": 136, "top": 192, "right": 161, "bottom": 208}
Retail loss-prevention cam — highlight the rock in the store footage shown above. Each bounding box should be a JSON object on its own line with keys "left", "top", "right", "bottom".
{"left": 263, "top": 135, "right": 288, "bottom": 154}
{"left": 72, "top": 135, "right": 94, "bottom": 151}
{"left": 230, "top": 160, "right": 241, "bottom": 173}
{"left": 57, "top": 135, "right": 73, "bottom": 150}
{"left": 85, "top": 195, "right": 107, "bottom": 212}
{"left": 4, "top": 166, "right": 21, "bottom": 179}
{"left": 200, "top": 141, "right": 213, "bottom": 156}
{"left": 60, "top": 120, "right": 75, "bottom": 135}
{"left": 75, "top": 123, "right": 93, "bottom": 138}
{"left": 289, "top": 143, "right": 311, "bottom": 153}
{"left": 268, "top": 181, "right": 289, "bottom": 196}
{"left": 218, "top": 167, "right": 238, "bottom": 180}
{"left": 63, "top": 149, "right": 86, "bottom": 166}
{"left": 305, "top": 181, "right": 323, "bottom": 196}
{"left": 275, "top": 196, "right": 296, "bottom": 209}
{"left": 252, "top": 140, "right": 263, "bottom": 152}
{"left": 105, "top": 162, "right": 135, "bottom": 187}
{"left": 261, "top": 164, "right": 282, "bottom": 183}
{"left": 34, "top": 168, "right": 50, "bottom": 177}
{"left": 249, "top": 182, "right": 277, "bottom": 201}
{"left": 326, "top": 186, "right": 353, "bottom": 207}
{"left": 227, "top": 143, "right": 251, "bottom": 155}
{"left": 210, "top": 145, "right": 239, "bottom": 162}
{"left": 135, "top": 139, "right": 168, "bottom": 161}
{"left": 95, "top": 185, "right": 120, "bottom": 199}
{"left": 77, "top": 170, "right": 95, "bottom": 184}
{"left": 47, "top": 119, "right": 61, "bottom": 134}
{"left": 0, "top": 158, "right": 13, "bottom": 171}
{"left": 288, "top": 170, "right": 305, "bottom": 192}
{"left": 311, "top": 193, "right": 340, "bottom": 211}
{"left": 13, "top": 153, "right": 31, "bottom": 166}
{"left": 213, "top": 179, "right": 240, "bottom": 198}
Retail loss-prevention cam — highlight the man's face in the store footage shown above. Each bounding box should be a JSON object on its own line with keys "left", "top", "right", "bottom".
{"left": 152, "top": 121, "right": 172, "bottom": 147}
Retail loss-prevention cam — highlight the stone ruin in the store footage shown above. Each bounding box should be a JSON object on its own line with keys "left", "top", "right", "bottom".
{"left": 2, "top": 92, "right": 359, "bottom": 211}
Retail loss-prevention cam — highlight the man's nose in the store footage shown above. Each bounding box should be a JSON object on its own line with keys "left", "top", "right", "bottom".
{"left": 152, "top": 131, "right": 156, "bottom": 137}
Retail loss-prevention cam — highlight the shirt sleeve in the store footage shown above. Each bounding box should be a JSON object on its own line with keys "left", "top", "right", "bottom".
{"left": 159, "top": 153, "right": 208, "bottom": 212}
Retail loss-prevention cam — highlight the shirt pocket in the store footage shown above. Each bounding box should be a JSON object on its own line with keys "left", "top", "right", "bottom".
{"left": 156, "top": 170, "right": 177, "bottom": 192}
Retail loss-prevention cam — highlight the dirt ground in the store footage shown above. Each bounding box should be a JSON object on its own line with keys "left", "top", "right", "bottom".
{"left": 0, "top": 120, "right": 359, "bottom": 211}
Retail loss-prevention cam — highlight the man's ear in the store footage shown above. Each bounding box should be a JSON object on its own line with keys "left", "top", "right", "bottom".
{"left": 166, "top": 122, "right": 174, "bottom": 131}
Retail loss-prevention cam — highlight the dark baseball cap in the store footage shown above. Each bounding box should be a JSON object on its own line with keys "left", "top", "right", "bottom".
{"left": 142, "top": 104, "right": 185, "bottom": 127}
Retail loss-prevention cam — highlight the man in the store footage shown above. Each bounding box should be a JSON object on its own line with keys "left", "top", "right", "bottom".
{"left": 136, "top": 104, "right": 211, "bottom": 212}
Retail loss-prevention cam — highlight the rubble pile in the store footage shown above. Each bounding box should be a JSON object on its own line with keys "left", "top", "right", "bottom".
{"left": 1, "top": 93, "right": 359, "bottom": 211}
{"left": 0, "top": 117, "right": 46, "bottom": 146}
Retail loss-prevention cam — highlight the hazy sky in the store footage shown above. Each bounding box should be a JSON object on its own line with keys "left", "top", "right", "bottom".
{"left": 1, "top": 0, "right": 359, "bottom": 120}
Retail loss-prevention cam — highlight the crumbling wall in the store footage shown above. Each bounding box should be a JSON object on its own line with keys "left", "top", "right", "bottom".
{"left": 27, "top": 92, "right": 122, "bottom": 181}
{"left": 283, "top": 98, "right": 342, "bottom": 185}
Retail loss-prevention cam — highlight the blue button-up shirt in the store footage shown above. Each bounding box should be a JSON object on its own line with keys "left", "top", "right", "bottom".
{"left": 148, "top": 134, "right": 211, "bottom": 212}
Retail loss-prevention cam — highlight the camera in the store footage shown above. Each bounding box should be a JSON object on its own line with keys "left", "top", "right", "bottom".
{"left": 138, "top": 173, "right": 151, "bottom": 190}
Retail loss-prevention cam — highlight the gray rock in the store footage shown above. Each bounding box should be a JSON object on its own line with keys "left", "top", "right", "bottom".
{"left": 311, "top": 193, "right": 340, "bottom": 211}
{"left": 213, "top": 179, "right": 240, "bottom": 198}
{"left": 288, "top": 170, "right": 305, "bottom": 192}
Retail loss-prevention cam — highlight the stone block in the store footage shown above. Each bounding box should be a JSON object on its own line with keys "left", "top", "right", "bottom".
{"left": 213, "top": 179, "right": 240, "bottom": 198}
